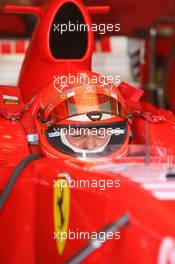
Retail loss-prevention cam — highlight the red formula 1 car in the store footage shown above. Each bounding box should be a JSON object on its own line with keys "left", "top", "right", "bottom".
{"left": 1, "top": 0, "right": 175, "bottom": 263}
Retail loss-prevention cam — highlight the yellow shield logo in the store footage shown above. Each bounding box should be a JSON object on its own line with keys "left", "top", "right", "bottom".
{"left": 54, "top": 173, "right": 70, "bottom": 255}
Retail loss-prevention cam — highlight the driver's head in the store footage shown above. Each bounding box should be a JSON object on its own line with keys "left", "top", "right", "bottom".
{"left": 65, "top": 127, "right": 110, "bottom": 151}
{"left": 37, "top": 72, "right": 131, "bottom": 160}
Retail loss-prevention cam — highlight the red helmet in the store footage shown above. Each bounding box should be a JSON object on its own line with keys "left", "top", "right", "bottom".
{"left": 35, "top": 72, "right": 131, "bottom": 160}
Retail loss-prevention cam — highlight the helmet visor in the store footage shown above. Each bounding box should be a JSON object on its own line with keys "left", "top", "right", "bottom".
{"left": 51, "top": 93, "right": 122, "bottom": 122}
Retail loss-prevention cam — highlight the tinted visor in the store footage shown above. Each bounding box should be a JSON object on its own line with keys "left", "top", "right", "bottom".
{"left": 51, "top": 93, "right": 121, "bottom": 122}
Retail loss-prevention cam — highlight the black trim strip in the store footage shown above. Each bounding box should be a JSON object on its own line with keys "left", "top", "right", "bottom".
{"left": 0, "top": 153, "right": 41, "bottom": 210}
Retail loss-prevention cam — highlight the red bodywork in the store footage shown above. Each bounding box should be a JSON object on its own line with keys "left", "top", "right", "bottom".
{"left": 1, "top": 157, "right": 175, "bottom": 263}
{"left": 1, "top": 1, "right": 175, "bottom": 263}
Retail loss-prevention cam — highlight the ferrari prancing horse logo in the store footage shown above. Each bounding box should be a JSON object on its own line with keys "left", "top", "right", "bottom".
{"left": 54, "top": 173, "right": 70, "bottom": 255}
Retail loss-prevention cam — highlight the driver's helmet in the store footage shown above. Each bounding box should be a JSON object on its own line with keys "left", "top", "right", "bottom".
{"left": 36, "top": 72, "right": 131, "bottom": 160}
